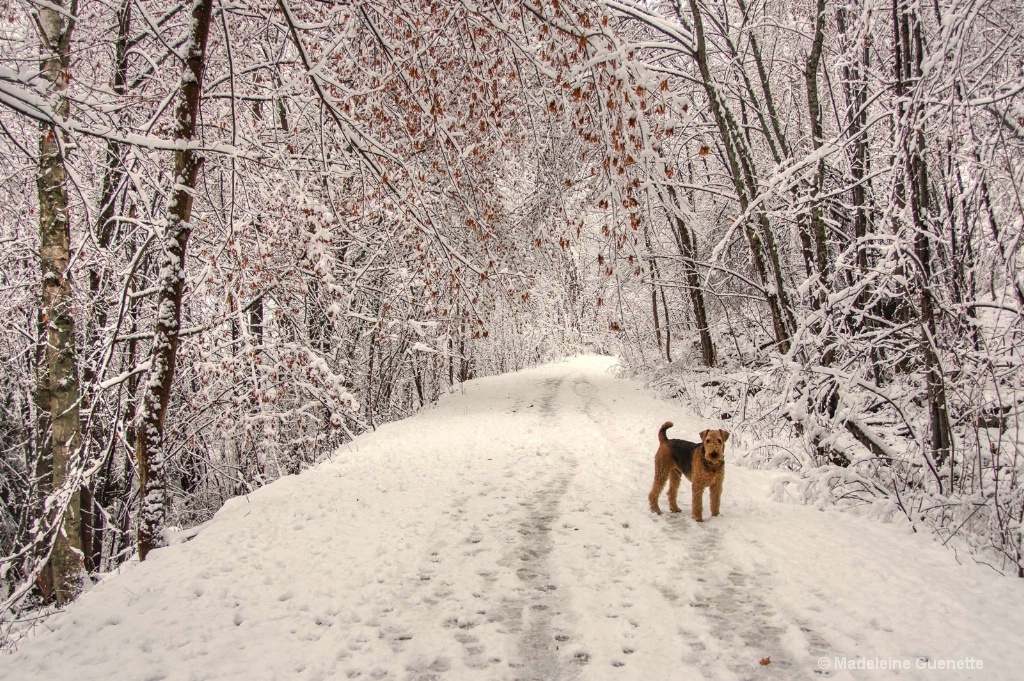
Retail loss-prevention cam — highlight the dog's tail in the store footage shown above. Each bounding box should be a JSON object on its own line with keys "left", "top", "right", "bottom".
{"left": 658, "top": 421, "right": 673, "bottom": 445}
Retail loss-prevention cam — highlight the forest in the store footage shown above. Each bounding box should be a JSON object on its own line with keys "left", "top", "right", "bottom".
{"left": 1, "top": 0, "right": 1022, "bottom": 644}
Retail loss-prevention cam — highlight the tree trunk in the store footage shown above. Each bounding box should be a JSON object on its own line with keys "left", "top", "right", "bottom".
{"left": 836, "top": 4, "right": 871, "bottom": 276}
{"left": 642, "top": 223, "right": 664, "bottom": 357}
{"left": 650, "top": 281, "right": 663, "bottom": 355}
{"left": 660, "top": 286, "right": 673, "bottom": 363}
{"left": 686, "top": 0, "right": 795, "bottom": 353}
{"left": 36, "top": 0, "right": 85, "bottom": 605}
{"left": 306, "top": 281, "right": 329, "bottom": 354}
{"left": 805, "top": 0, "right": 830, "bottom": 283}
{"left": 93, "top": 0, "right": 131, "bottom": 262}
{"left": 82, "top": 0, "right": 132, "bottom": 577}
{"left": 893, "top": 0, "right": 953, "bottom": 475}
{"left": 666, "top": 185, "right": 716, "bottom": 366}
{"left": 32, "top": 307, "right": 55, "bottom": 601}
{"left": 248, "top": 296, "right": 264, "bottom": 346}
{"left": 135, "top": 0, "right": 215, "bottom": 561}
{"left": 735, "top": 0, "right": 791, "bottom": 159}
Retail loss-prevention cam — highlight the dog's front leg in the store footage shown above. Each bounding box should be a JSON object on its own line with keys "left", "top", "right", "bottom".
{"left": 691, "top": 484, "right": 705, "bottom": 522}
{"left": 710, "top": 479, "right": 723, "bottom": 517}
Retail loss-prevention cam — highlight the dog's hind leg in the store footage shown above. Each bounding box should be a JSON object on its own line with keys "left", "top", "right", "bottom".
{"left": 667, "top": 469, "right": 683, "bottom": 513}
{"left": 648, "top": 462, "right": 669, "bottom": 514}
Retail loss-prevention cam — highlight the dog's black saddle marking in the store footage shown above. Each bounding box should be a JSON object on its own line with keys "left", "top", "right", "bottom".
{"left": 667, "top": 439, "right": 699, "bottom": 480}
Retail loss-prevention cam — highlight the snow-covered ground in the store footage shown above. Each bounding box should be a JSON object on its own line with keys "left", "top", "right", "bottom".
{"left": 3, "top": 355, "right": 1022, "bottom": 680}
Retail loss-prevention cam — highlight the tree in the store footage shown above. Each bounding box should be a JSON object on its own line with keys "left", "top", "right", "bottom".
{"left": 34, "top": 0, "right": 85, "bottom": 605}
{"left": 135, "top": 0, "right": 215, "bottom": 561}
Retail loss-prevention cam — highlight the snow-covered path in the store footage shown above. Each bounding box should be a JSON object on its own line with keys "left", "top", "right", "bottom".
{"left": 4, "top": 356, "right": 1023, "bottom": 681}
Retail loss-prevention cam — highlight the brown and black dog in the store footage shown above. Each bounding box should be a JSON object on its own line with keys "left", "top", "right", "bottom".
{"left": 648, "top": 422, "right": 729, "bottom": 521}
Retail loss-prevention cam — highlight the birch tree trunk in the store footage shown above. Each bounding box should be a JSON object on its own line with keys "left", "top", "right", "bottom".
{"left": 36, "top": 0, "right": 85, "bottom": 605}
{"left": 135, "top": 0, "right": 214, "bottom": 561}
{"left": 32, "top": 307, "right": 54, "bottom": 600}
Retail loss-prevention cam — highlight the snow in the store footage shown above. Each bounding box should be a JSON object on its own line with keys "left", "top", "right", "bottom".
{"left": 3, "top": 355, "right": 1023, "bottom": 680}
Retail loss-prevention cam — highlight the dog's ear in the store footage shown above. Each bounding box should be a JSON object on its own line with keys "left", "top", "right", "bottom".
{"left": 700, "top": 429, "right": 709, "bottom": 441}
{"left": 720, "top": 430, "right": 730, "bottom": 442}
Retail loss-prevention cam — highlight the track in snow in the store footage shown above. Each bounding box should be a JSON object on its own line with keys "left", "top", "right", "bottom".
{"left": 4, "top": 356, "right": 1023, "bottom": 681}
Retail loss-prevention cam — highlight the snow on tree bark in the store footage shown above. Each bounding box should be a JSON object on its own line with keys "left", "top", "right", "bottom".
{"left": 35, "top": 0, "right": 85, "bottom": 605}
{"left": 135, "top": 0, "right": 214, "bottom": 561}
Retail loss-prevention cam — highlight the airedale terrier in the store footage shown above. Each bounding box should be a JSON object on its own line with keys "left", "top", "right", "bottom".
{"left": 648, "top": 422, "right": 729, "bottom": 521}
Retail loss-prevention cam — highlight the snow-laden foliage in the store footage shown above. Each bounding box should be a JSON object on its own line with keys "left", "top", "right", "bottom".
{"left": 1, "top": 0, "right": 616, "bottom": 634}
{"left": 606, "top": 0, "right": 1023, "bottom": 575}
